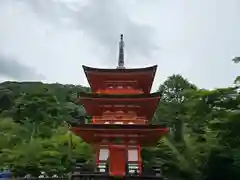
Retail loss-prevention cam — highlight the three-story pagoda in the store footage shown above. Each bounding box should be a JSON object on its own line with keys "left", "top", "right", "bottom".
{"left": 70, "top": 34, "right": 168, "bottom": 178}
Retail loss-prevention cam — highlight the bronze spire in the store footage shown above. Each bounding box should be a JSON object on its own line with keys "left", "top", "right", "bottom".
{"left": 117, "top": 34, "right": 125, "bottom": 69}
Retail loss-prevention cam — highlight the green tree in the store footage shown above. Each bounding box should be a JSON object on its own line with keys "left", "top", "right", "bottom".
{"left": 155, "top": 74, "right": 197, "bottom": 142}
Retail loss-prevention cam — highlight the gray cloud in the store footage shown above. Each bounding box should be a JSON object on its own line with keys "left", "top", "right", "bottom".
{"left": 1, "top": 0, "right": 239, "bottom": 89}
{"left": 13, "top": 0, "right": 158, "bottom": 65}
{"left": 0, "top": 54, "right": 44, "bottom": 81}
{"left": 74, "top": 0, "right": 158, "bottom": 59}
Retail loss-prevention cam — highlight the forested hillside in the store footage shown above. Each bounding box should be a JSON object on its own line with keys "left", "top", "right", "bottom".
{"left": 0, "top": 61, "right": 239, "bottom": 180}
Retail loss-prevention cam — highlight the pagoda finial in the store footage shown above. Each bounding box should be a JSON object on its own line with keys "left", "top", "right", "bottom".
{"left": 117, "top": 34, "right": 125, "bottom": 69}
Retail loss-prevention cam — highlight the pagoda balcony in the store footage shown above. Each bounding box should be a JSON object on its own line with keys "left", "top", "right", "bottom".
{"left": 68, "top": 116, "right": 164, "bottom": 126}
{"left": 92, "top": 116, "right": 148, "bottom": 124}
{"left": 96, "top": 88, "right": 143, "bottom": 95}
{"left": 92, "top": 119, "right": 147, "bottom": 125}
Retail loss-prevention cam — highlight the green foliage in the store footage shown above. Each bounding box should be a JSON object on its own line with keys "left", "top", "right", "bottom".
{"left": 0, "top": 82, "right": 91, "bottom": 176}
{"left": 151, "top": 74, "right": 240, "bottom": 180}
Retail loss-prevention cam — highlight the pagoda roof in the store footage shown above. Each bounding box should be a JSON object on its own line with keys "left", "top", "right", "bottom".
{"left": 83, "top": 65, "right": 157, "bottom": 73}
{"left": 82, "top": 65, "right": 157, "bottom": 93}
{"left": 70, "top": 124, "right": 168, "bottom": 146}
{"left": 78, "top": 92, "right": 161, "bottom": 120}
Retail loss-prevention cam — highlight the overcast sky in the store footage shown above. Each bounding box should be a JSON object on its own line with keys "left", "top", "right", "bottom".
{"left": 0, "top": 0, "right": 239, "bottom": 90}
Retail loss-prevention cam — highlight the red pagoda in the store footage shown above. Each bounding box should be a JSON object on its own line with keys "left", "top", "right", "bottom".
{"left": 70, "top": 34, "right": 168, "bottom": 178}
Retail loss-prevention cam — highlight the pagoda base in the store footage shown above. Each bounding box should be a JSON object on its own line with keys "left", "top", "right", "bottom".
{"left": 71, "top": 173, "right": 164, "bottom": 180}
{"left": 71, "top": 161, "right": 163, "bottom": 180}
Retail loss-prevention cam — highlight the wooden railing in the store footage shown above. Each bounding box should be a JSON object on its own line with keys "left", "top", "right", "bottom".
{"left": 93, "top": 119, "right": 147, "bottom": 124}
{"left": 96, "top": 88, "right": 143, "bottom": 94}
{"left": 92, "top": 117, "right": 147, "bottom": 124}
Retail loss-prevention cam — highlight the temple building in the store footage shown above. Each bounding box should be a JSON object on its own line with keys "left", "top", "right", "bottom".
{"left": 70, "top": 34, "right": 168, "bottom": 178}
